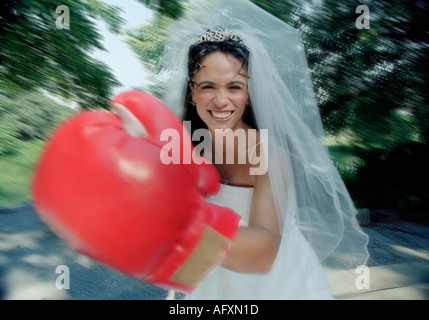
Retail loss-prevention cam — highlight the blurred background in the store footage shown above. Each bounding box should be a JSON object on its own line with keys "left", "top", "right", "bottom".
{"left": 0, "top": 0, "right": 428, "bottom": 221}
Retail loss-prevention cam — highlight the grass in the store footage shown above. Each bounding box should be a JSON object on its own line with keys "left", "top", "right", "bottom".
{"left": 324, "top": 133, "right": 361, "bottom": 174}
{"left": 0, "top": 139, "right": 44, "bottom": 207}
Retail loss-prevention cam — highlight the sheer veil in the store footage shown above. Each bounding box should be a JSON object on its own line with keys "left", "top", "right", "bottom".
{"left": 161, "top": 0, "right": 369, "bottom": 271}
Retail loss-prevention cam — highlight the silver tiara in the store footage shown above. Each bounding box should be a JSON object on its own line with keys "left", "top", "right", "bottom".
{"left": 196, "top": 28, "right": 245, "bottom": 45}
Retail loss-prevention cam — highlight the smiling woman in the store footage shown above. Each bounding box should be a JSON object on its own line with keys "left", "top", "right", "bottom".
{"left": 190, "top": 52, "right": 250, "bottom": 133}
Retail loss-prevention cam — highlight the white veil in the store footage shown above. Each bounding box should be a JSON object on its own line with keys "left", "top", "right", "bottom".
{"left": 161, "top": 0, "right": 369, "bottom": 271}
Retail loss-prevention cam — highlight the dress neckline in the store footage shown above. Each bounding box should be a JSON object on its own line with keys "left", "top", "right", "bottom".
{"left": 220, "top": 183, "right": 254, "bottom": 190}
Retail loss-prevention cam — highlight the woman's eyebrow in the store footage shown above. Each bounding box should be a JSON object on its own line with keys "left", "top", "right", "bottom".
{"left": 195, "top": 80, "right": 215, "bottom": 87}
{"left": 195, "top": 80, "right": 247, "bottom": 87}
{"left": 228, "top": 81, "right": 246, "bottom": 86}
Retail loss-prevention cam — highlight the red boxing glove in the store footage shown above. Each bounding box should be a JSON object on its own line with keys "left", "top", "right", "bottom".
{"left": 32, "top": 90, "right": 241, "bottom": 293}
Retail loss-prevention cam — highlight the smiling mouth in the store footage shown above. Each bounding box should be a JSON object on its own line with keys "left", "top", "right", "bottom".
{"left": 209, "top": 110, "right": 234, "bottom": 120}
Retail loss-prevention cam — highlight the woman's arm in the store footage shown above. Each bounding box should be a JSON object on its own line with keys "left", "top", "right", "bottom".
{"left": 221, "top": 171, "right": 281, "bottom": 273}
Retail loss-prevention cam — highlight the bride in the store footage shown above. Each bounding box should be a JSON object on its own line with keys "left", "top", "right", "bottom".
{"left": 161, "top": 0, "right": 369, "bottom": 300}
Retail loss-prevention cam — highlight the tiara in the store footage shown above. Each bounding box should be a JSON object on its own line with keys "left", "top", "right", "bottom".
{"left": 196, "top": 28, "right": 245, "bottom": 45}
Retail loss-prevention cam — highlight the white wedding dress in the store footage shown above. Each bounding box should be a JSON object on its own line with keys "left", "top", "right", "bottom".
{"left": 183, "top": 184, "right": 334, "bottom": 300}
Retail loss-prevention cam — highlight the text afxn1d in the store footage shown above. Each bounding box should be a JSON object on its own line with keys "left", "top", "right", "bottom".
{"left": 212, "top": 304, "right": 258, "bottom": 315}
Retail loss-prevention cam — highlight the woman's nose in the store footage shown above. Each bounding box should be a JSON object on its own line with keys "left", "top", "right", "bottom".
{"left": 213, "top": 90, "right": 228, "bottom": 108}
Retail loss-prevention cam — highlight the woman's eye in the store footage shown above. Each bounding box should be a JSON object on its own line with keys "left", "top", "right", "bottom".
{"left": 201, "top": 85, "right": 214, "bottom": 90}
{"left": 229, "top": 86, "right": 243, "bottom": 90}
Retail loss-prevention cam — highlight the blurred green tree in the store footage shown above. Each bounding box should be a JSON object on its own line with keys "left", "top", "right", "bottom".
{"left": 0, "top": 0, "right": 125, "bottom": 109}
{"left": 0, "top": 89, "right": 75, "bottom": 155}
{"left": 136, "top": 0, "right": 185, "bottom": 20}
{"left": 261, "top": 0, "right": 428, "bottom": 215}
{"left": 125, "top": 16, "right": 170, "bottom": 98}
{"left": 253, "top": 0, "right": 428, "bottom": 146}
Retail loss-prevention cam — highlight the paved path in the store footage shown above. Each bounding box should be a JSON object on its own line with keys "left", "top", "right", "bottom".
{"left": 328, "top": 209, "right": 429, "bottom": 300}
{"left": 1, "top": 203, "right": 428, "bottom": 300}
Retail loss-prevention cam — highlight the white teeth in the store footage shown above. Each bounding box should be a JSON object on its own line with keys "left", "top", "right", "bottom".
{"left": 211, "top": 111, "right": 232, "bottom": 119}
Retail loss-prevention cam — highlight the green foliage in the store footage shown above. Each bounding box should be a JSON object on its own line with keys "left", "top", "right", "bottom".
{"left": 0, "top": 89, "right": 74, "bottom": 206}
{"left": 0, "top": 0, "right": 131, "bottom": 207}
{"left": 250, "top": 0, "right": 428, "bottom": 215}
{"left": 0, "top": 139, "right": 44, "bottom": 207}
{"left": 0, "top": 0, "right": 125, "bottom": 109}
{"left": 0, "top": 89, "right": 75, "bottom": 155}
{"left": 126, "top": 18, "right": 170, "bottom": 75}
{"left": 136, "top": 0, "right": 185, "bottom": 20}
{"left": 125, "top": 16, "right": 173, "bottom": 98}
{"left": 252, "top": 0, "right": 428, "bottom": 143}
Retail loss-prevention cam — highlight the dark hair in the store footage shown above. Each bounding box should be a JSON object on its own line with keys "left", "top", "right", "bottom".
{"left": 183, "top": 32, "right": 258, "bottom": 139}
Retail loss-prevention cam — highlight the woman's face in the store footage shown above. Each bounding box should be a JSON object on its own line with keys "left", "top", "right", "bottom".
{"left": 190, "top": 52, "right": 249, "bottom": 133}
